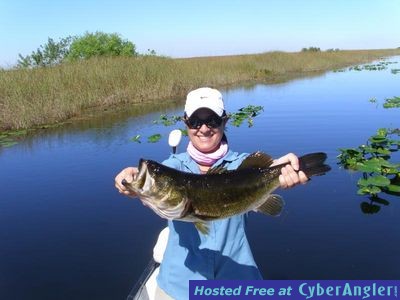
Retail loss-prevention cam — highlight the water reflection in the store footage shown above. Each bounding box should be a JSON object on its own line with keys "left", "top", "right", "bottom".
{"left": 1, "top": 57, "right": 400, "bottom": 299}
{"left": 361, "top": 173, "right": 400, "bottom": 214}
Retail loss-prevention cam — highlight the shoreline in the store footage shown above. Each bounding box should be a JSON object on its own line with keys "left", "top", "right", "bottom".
{"left": 1, "top": 49, "right": 400, "bottom": 134}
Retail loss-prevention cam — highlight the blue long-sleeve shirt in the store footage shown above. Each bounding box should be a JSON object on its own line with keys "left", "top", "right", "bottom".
{"left": 157, "top": 150, "right": 263, "bottom": 300}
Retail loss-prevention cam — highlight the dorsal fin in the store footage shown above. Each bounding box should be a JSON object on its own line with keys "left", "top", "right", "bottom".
{"left": 206, "top": 161, "right": 229, "bottom": 174}
{"left": 206, "top": 164, "right": 229, "bottom": 174}
{"left": 238, "top": 151, "right": 274, "bottom": 170}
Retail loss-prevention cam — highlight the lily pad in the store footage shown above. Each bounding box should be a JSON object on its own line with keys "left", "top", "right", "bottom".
{"left": 356, "top": 162, "right": 381, "bottom": 173}
{"left": 383, "top": 96, "right": 400, "bottom": 109}
{"left": 229, "top": 105, "right": 263, "bottom": 128}
{"left": 148, "top": 134, "right": 162, "bottom": 143}
{"left": 368, "top": 135, "right": 388, "bottom": 144}
{"left": 386, "top": 184, "right": 400, "bottom": 193}
{"left": 376, "top": 128, "right": 388, "bottom": 136}
{"left": 338, "top": 148, "right": 362, "bottom": 156}
{"left": 355, "top": 158, "right": 399, "bottom": 173}
{"left": 357, "top": 186, "right": 382, "bottom": 195}
{"left": 361, "top": 146, "right": 391, "bottom": 156}
{"left": 153, "top": 115, "right": 182, "bottom": 126}
{"left": 358, "top": 175, "right": 390, "bottom": 187}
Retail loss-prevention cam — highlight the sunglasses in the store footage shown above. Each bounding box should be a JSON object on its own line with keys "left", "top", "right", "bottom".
{"left": 184, "top": 115, "right": 226, "bottom": 129}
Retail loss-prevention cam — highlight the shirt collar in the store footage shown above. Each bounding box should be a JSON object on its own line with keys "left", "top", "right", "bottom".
{"left": 180, "top": 149, "right": 240, "bottom": 173}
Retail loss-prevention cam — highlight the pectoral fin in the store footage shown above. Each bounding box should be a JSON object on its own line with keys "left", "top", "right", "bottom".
{"left": 255, "top": 194, "right": 285, "bottom": 216}
{"left": 194, "top": 222, "right": 209, "bottom": 235}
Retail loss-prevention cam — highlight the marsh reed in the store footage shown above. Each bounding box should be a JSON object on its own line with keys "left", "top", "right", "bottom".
{"left": 1, "top": 49, "right": 399, "bottom": 131}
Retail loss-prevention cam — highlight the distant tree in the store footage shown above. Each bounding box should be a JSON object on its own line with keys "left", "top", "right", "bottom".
{"left": 17, "top": 32, "right": 139, "bottom": 68}
{"left": 145, "top": 49, "right": 157, "bottom": 56}
{"left": 67, "top": 32, "right": 137, "bottom": 60}
{"left": 17, "top": 36, "right": 73, "bottom": 68}
{"left": 301, "top": 47, "right": 321, "bottom": 52}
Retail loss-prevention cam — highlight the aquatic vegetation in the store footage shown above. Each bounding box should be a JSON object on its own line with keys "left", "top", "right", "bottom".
{"left": 367, "top": 95, "right": 400, "bottom": 109}
{"left": 131, "top": 134, "right": 163, "bottom": 144}
{"left": 383, "top": 96, "right": 400, "bottom": 109}
{"left": 349, "top": 65, "right": 363, "bottom": 71}
{"left": 347, "top": 61, "right": 398, "bottom": 72}
{"left": 131, "top": 105, "right": 264, "bottom": 143}
{"left": 147, "top": 134, "right": 162, "bottom": 143}
{"left": 153, "top": 115, "right": 182, "bottom": 126}
{"left": 228, "top": 105, "right": 264, "bottom": 127}
{"left": 0, "top": 129, "right": 28, "bottom": 148}
{"left": 363, "top": 63, "right": 386, "bottom": 71}
{"left": 334, "top": 60, "right": 399, "bottom": 73}
{"left": 0, "top": 123, "right": 66, "bottom": 149}
{"left": 0, "top": 135, "right": 19, "bottom": 148}
{"left": 131, "top": 135, "right": 141, "bottom": 143}
{"left": 338, "top": 128, "right": 400, "bottom": 213}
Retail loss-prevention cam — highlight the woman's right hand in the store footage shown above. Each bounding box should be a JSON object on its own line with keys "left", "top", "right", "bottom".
{"left": 114, "top": 167, "right": 138, "bottom": 197}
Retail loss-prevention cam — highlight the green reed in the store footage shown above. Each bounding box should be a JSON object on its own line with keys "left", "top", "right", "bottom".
{"left": 1, "top": 49, "right": 400, "bottom": 131}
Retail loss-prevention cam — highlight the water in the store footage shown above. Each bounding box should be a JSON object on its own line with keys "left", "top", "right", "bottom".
{"left": 1, "top": 58, "right": 399, "bottom": 299}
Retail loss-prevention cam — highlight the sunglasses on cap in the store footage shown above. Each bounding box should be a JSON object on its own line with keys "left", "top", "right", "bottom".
{"left": 184, "top": 114, "right": 227, "bottom": 129}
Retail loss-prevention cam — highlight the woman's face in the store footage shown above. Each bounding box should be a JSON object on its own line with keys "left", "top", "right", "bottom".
{"left": 186, "top": 108, "right": 227, "bottom": 153}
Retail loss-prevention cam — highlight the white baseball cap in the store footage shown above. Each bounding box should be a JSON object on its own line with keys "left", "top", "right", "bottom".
{"left": 184, "top": 87, "right": 225, "bottom": 117}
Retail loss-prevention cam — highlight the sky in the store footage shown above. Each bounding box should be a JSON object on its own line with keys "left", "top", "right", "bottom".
{"left": 1, "top": 0, "right": 399, "bottom": 67}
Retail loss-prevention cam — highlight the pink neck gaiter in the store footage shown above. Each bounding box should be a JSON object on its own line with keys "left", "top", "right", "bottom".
{"left": 187, "top": 141, "right": 229, "bottom": 166}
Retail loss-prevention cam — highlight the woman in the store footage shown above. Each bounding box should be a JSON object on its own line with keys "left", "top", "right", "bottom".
{"left": 115, "top": 87, "right": 308, "bottom": 299}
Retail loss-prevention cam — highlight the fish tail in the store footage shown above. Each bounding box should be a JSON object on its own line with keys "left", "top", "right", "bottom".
{"left": 299, "top": 152, "right": 331, "bottom": 177}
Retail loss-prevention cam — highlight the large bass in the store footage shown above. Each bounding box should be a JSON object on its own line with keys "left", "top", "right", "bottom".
{"left": 122, "top": 152, "right": 330, "bottom": 234}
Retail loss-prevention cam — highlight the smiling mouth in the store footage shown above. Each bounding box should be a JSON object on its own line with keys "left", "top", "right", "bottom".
{"left": 197, "top": 136, "right": 212, "bottom": 141}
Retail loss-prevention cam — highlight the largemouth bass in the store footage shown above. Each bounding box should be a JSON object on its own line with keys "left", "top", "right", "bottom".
{"left": 122, "top": 152, "right": 330, "bottom": 234}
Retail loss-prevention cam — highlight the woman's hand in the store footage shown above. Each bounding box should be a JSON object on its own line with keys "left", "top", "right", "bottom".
{"left": 272, "top": 153, "right": 308, "bottom": 189}
{"left": 114, "top": 167, "right": 138, "bottom": 197}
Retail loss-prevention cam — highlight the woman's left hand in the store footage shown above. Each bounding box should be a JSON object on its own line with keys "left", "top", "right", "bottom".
{"left": 271, "top": 153, "right": 308, "bottom": 188}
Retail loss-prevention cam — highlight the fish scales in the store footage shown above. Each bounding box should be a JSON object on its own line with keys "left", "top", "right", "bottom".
{"left": 185, "top": 170, "right": 275, "bottom": 218}
{"left": 122, "top": 151, "right": 331, "bottom": 234}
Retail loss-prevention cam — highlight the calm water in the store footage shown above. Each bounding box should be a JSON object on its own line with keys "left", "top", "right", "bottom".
{"left": 1, "top": 57, "right": 399, "bottom": 299}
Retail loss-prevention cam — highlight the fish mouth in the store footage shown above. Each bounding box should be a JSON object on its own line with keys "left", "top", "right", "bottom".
{"left": 135, "top": 159, "right": 148, "bottom": 190}
{"left": 121, "top": 159, "right": 148, "bottom": 192}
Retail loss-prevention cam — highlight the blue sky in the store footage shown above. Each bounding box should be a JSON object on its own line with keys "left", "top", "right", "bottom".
{"left": 1, "top": 0, "right": 399, "bottom": 67}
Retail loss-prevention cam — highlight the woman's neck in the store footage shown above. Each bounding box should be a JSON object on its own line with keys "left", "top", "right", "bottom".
{"left": 198, "top": 164, "right": 211, "bottom": 174}
{"left": 187, "top": 141, "right": 229, "bottom": 167}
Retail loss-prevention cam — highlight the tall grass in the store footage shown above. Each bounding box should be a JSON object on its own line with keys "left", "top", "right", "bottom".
{"left": 1, "top": 49, "right": 399, "bottom": 131}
